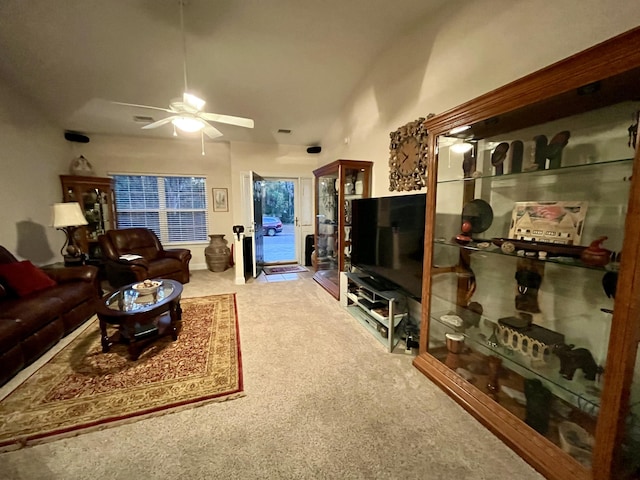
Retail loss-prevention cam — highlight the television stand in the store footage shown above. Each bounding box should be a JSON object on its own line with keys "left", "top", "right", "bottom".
{"left": 340, "top": 272, "right": 407, "bottom": 352}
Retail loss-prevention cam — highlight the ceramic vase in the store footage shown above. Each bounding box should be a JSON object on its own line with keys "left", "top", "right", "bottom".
{"left": 205, "top": 234, "right": 230, "bottom": 272}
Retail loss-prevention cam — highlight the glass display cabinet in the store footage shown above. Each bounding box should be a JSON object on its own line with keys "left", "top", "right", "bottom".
{"left": 313, "top": 159, "right": 372, "bottom": 299}
{"left": 413, "top": 28, "right": 640, "bottom": 480}
{"left": 60, "top": 175, "right": 116, "bottom": 261}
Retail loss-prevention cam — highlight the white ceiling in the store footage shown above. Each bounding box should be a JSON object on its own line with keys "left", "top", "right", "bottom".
{"left": 0, "top": 0, "right": 448, "bottom": 146}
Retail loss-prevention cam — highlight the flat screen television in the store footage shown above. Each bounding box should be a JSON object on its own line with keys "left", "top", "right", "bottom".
{"left": 350, "top": 193, "right": 426, "bottom": 299}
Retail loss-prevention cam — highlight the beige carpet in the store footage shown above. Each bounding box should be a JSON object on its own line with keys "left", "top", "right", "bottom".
{"left": 0, "top": 269, "right": 543, "bottom": 480}
{"left": 0, "top": 294, "right": 243, "bottom": 451}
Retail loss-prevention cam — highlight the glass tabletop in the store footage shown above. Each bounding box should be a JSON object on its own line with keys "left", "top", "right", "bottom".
{"left": 105, "top": 280, "right": 176, "bottom": 313}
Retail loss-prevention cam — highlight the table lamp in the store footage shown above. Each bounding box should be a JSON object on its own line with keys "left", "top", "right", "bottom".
{"left": 51, "top": 202, "right": 88, "bottom": 263}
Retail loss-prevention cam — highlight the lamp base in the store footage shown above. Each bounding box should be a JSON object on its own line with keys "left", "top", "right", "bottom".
{"left": 63, "top": 253, "right": 86, "bottom": 267}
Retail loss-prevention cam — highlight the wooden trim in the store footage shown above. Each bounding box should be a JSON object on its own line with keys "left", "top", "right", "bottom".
{"left": 418, "top": 133, "right": 438, "bottom": 355}
{"left": 592, "top": 140, "right": 640, "bottom": 479}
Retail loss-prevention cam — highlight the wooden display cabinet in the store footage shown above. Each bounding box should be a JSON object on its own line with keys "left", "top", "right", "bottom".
{"left": 60, "top": 175, "right": 116, "bottom": 260}
{"left": 312, "top": 159, "right": 372, "bottom": 299}
{"left": 413, "top": 28, "right": 640, "bottom": 480}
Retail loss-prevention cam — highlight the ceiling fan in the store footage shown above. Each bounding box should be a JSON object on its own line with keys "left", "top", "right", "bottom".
{"left": 113, "top": 0, "right": 253, "bottom": 150}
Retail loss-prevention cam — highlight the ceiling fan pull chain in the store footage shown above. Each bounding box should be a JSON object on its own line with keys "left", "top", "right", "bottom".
{"left": 110, "top": 0, "right": 254, "bottom": 147}
{"left": 180, "top": 0, "right": 189, "bottom": 93}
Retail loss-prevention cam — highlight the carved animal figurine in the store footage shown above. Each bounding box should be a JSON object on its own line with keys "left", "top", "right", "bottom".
{"left": 553, "top": 343, "right": 603, "bottom": 381}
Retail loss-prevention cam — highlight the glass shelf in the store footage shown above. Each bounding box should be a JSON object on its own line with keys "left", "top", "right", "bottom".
{"left": 436, "top": 157, "right": 634, "bottom": 185}
{"left": 430, "top": 305, "right": 603, "bottom": 413}
{"left": 432, "top": 238, "right": 618, "bottom": 272}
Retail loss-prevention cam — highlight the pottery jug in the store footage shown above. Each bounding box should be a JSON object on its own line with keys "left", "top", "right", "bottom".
{"left": 205, "top": 234, "right": 231, "bottom": 272}
{"left": 69, "top": 155, "right": 95, "bottom": 176}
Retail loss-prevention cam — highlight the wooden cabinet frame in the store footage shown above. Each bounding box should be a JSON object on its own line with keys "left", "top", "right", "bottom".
{"left": 413, "top": 27, "right": 640, "bottom": 480}
{"left": 312, "top": 159, "right": 373, "bottom": 299}
{"left": 60, "top": 175, "right": 116, "bottom": 258}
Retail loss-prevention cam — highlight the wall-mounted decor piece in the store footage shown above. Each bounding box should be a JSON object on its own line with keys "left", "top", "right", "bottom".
{"left": 212, "top": 188, "right": 228, "bottom": 212}
{"left": 388, "top": 116, "right": 433, "bottom": 191}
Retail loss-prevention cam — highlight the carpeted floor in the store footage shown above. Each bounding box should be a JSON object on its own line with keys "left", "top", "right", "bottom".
{"left": 0, "top": 269, "right": 543, "bottom": 480}
{"left": 0, "top": 294, "right": 242, "bottom": 451}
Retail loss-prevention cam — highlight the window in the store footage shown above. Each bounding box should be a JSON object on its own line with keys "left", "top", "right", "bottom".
{"left": 113, "top": 174, "right": 208, "bottom": 243}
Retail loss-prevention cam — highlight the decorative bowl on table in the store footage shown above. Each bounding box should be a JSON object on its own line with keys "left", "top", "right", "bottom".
{"left": 132, "top": 279, "right": 162, "bottom": 296}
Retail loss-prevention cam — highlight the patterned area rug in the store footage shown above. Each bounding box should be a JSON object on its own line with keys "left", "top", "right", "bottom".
{"left": 0, "top": 294, "right": 243, "bottom": 452}
{"left": 263, "top": 265, "right": 308, "bottom": 275}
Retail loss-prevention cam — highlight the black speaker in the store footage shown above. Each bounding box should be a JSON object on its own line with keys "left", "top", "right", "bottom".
{"left": 306, "top": 146, "right": 321, "bottom": 154}
{"left": 64, "top": 131, "right": 90, "bottom": 143}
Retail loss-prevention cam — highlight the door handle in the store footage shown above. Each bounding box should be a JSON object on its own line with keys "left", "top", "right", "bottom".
{"left": 295, "top": 217, "right": 299, "bottom": 226}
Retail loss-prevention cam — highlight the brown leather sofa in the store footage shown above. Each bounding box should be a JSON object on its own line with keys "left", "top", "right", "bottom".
{"left": 0, "top": 246, "right": 100, "bottom": 386}
{"left": 98, "top": 228, "right": 191, "bottom": 288}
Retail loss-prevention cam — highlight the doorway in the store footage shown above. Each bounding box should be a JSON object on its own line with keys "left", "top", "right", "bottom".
{"left": 262, "top": 179, "right": 296, "bottom": 264}
{"left": 241, "top": 172, "right": 313, "bottom": 278}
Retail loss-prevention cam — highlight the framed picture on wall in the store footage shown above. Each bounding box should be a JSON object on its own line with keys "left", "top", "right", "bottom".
{"left": 212, "top": 188, "right": 228, "bottom": 212}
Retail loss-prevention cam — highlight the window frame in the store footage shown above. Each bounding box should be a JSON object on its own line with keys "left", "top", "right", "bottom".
{"left": 111, "top": 173, "right": 210, "bottom": 245}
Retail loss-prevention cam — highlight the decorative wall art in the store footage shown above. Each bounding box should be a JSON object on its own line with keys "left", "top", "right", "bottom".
{"left": 212, "top": 188, "right": 228, "bottom": 212}
{"left": 389, "top": 116, "right": 433, "bottom": 191}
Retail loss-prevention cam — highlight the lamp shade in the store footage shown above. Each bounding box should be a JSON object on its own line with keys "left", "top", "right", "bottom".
{"left": 51, "top": 202, "right": 88, "bottom": 228}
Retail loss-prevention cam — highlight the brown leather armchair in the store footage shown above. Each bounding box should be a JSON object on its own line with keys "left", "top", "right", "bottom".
{"left": 98, "top": 228, "right": 191, "bottom": 288}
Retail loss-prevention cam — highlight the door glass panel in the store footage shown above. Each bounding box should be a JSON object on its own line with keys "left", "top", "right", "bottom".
{"left": 252, "top": 172, "right": 264, "bottom": 276}
{"left": 262, "top": 179, "right": 296, "bottom": 263}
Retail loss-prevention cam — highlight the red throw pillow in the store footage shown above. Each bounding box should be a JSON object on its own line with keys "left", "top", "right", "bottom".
{"left": 0, "top": 260, "right": 57, "bottom": 297}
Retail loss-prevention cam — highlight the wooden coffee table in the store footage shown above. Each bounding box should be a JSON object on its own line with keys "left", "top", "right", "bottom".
{"left": 96, "top": 279, "right": 183, "bottom": 360}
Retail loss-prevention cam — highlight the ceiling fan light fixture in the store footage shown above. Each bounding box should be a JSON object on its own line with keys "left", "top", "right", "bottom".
{"left": 111, "top": 0, "right": 254, "bottom": 147}
{"left": 172, "top": 116, "right": 205, "bottom": 133}
{"left": 183, "top": 92, "right": 206, "bottom": 111}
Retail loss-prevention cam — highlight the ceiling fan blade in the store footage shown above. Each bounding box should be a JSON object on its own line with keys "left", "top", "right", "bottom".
{"left": 112, "top": 101, "right": 173, "bottom": 113}
{"left": 198, "top": 112, "right": 254, "bottom": 129}
{"left": 141, "top": 116, "right": 178, "bottom": 129}
{"left": 202, "top": 124, "right": 223, "bottom": 139}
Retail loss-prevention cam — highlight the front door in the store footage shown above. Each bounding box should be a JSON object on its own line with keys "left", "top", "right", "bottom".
{"left": 251, "top": 172, "right": 265, "bottom": 277}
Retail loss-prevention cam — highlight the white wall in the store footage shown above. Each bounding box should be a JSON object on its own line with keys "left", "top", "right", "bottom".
{"left": 229, "top": 141, "right": 319, "bottom": 265}
{"left": 0, "top": 77, "right": 70, "bottom": 264}
{"left": 229, "top": 141, "right": 318, "bottom": 224}
{"left": 319, "top": 0, "right": 640, "bottom": 197}
{"left": 75, "top": 134, "right": 230, "bottom": 269}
